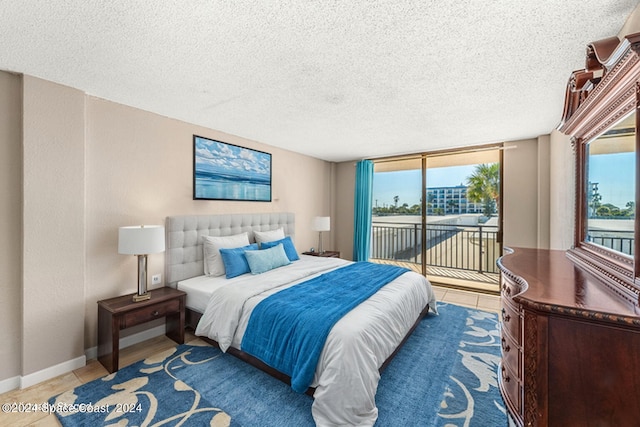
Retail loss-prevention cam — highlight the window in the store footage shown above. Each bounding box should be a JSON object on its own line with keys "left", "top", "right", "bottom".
{"left": 371, "top": 146, "right": 502, "bottom": 291}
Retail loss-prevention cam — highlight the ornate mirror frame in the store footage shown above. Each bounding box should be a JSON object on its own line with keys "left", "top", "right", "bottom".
{"left": 558, "top": 32, "right": 640, "bottom": 304}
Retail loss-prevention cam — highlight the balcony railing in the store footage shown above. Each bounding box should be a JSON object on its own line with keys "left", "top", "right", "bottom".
{"left": 587, "top": 229, "right": 634, "bottom": 256}
{"left": 371, "top": 221, "right": 500, "bottom": 274}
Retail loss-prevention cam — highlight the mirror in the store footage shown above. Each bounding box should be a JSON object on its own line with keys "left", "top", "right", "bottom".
{"left": 558, "top": 32, "right": 640, "bottom": 301}
{"left": 585, "top": 112, "right": 635, "bottom": 258}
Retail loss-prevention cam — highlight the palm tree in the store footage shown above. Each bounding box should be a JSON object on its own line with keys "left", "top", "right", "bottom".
{"left": 466, "top": 163, "right": 499, "bottom": 217}
{"left": 625, "top": 200, "right": 635, "bottom": 218}
{"left": 588, "top": 182, "right": 602, "bottom": 217}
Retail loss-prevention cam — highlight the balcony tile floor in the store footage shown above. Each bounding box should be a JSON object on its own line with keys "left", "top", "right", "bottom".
{"left": 432, "top": 284, "right": 501, "bottom": 313}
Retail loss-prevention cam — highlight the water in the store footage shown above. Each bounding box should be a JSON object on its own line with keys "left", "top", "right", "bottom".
{"left": 195, "top": 174, "right": 271, "bottom": 201}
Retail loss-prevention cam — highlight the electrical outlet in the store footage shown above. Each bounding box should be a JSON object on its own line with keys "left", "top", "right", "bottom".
{"left": 151, "top": 274, "right": 162, "bottom": 285}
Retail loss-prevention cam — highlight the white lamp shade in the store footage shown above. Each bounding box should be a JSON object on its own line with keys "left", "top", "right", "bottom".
{"left": 312, "top": 216, "right": 331, "bottom": 232}
{"left": 118, "top": 225, "right": 165, "bottom": 255}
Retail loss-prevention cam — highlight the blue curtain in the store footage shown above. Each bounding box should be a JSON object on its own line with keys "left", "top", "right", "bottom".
{"left": 353, "top": 160, "right": 374, "bottom": 261}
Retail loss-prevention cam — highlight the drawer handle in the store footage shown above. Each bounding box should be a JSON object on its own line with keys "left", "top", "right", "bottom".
{"left": 501, "top": 338, "right": 510, "bottom": 353}
{"left": 152, "top": 310, "right": 159, "bottom": 317}
{"left": 501, "top": 366, "right": 511, "bottom": 382}
{"left": 501, "top": 308, "right": 511, "bottom": 322}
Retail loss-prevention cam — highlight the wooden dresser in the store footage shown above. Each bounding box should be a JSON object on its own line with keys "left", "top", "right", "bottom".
{"left": 497, "top": 248, "right": 640, "bottom": 427}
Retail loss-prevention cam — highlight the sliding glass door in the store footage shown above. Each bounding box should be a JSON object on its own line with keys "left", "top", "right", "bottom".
{"left": 371, "top": 147, "right": 502, "bottom": 291}
{"left": 371, "top": 158, "right": 424, "bottom": 267}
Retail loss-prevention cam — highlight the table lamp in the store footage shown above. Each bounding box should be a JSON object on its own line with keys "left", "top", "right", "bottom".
{"left": 118, "top": 225, "right": 165, "bottom": 302}
{"left": 312, "top": 216, "right": 330, "bottom": 254}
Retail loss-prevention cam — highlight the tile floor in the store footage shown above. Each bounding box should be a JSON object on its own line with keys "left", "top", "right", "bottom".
{"left": 0, "top": 286, "right": 501, "bottom": 427}
{"left": 431, "top": 284, "right": 501, "bottom": 313}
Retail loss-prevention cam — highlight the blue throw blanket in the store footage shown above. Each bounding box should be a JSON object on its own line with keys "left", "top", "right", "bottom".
{"left": 241, "top": 262, "right": 409, "bottom": 393}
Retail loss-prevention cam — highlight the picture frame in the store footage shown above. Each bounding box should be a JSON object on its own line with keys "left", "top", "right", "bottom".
{"left": 193, "top": 135, "right": 272, "bottom": 202}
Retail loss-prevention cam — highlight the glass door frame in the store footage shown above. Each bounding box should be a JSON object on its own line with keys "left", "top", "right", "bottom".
{"left": 372, "top": 143, "right": 504, "bottom": 277}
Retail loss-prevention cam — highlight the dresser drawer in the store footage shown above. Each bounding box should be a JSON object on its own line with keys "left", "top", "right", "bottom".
{"left": 501, "top": 299, "right": 521, "bottom": 344}
{"left": 501, "top": 332, "right": 521, "bottom": 380}
{"left": 501, "top": 278, "right": 520, "bottom": 299}
{"left": 121, "top": 300, "right": 180, "bottom": 329}
{"left": 500, "top": 363, "right": 522, "bottom": 414}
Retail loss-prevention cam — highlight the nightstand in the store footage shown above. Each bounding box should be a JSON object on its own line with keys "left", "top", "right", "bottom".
{"left": 302, "top": 250, "right": 340, "bottom": 258}
{"left": 97, "top": 287, "right": 186, "bottom": 373}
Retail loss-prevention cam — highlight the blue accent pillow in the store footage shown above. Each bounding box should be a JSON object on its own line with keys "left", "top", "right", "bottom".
{"left": 244, "top": 243, "right": 291, "bottom": 274}
{"left": 219, "top": 243, "right": 259, "bottom": 278}
{"left": 261, "top": 236, "right": 300, "bottom": 261}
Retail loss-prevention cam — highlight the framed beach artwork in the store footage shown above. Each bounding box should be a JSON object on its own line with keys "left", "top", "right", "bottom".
{"left": 193, "top": 135, "right": 272, "bottom": 201}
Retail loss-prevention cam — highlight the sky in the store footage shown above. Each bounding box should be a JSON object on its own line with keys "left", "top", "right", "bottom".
{"left": 373, "top": 154, "right": 635, "bottom": 210}
{"left": 373, "top": 165, "right": 476, "bottom": 208}
{"left": 588, "top": 151, "right": 634, "bottom": 208}
{"left": 194, "top": 136, "right": 271, "bottom": 180}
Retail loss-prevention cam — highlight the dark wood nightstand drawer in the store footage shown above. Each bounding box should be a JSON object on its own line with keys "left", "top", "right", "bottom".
{"left": 121, "top": 299, "right": 180, "bottom": 329}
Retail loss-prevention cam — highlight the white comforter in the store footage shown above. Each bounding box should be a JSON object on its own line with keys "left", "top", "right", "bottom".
{"left": 194, "top": 256, "right": 437, "bottom": 426}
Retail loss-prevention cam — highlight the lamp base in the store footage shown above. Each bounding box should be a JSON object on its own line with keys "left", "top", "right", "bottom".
{"left": 133, "top": 254, "right": 151, "bottom": 302}
{"left": 318, "top": 231, "right": 324, "bottom": 254}
{"left": 132, "top": 292, "right": 151, "bottom": 302}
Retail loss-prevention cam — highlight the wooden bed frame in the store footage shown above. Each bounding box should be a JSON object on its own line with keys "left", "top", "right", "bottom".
{"left": 185, "top": 304, "right": 431, "bottom": 397}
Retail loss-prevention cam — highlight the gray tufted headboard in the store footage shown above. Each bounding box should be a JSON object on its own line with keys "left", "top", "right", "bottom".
{"left": 165, "top": 212, "right": 295, "bottom": 287}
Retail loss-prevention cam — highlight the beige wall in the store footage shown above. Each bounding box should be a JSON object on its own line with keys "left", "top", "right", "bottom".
{"left": 619, "top": 3, "right": 640, "bottom": 38}
{"left": 334, "top": 161, "right": 356, "bottom": 260}
{"left": 84, "top": 97, "right": 334, "bottom": 348}
{"left": 21, "top": 76, "right": 87, "bottom": 378}
{"left": 0, "top": 72, "right": 335, "bottom": 389}
{"left": 0, "top": 69, "right": 582, "bottom": 390}
{"left": 2, "top": 0, "right": 637, "bottom": 394}
{"left": 0, "top": 71, "right": 22, "bottom": 384}
{"left": 549, "top": 130, "right": 575, "bottom": 250}
{"left": 502, "top": 138, "right": 541, "bottom": 248}
{"left": 537, "top": 135, "right": 551, "bottom": 249}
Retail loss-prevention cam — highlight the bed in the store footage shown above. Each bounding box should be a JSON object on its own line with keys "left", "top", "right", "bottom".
{"left": 165, "top": 212, "right": 437, "bottom": 426}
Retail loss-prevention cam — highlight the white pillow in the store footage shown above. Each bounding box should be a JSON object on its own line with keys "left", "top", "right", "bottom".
{"left": 203, "top": 232, "right": 250, "bottom": 276}
{"left": 253, "top": 228, "right": 285, "bottom": 247}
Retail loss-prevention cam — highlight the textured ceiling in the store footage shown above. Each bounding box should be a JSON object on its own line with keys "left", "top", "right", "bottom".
{"left": 1, "top": 1, "right": 638, "bottom": 162}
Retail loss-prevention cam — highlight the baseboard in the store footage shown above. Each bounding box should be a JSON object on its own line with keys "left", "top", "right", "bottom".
{"left": 84, "top": 325, "right": 166, "bottom": 361}
{"left": 2, "top": 325, "right": 167, "bottom": 394}
{"left": 0, "top": 375, "right": 21, "bottom": 394}
{"left": 20, "top": 355, "right": 86, "bottom": 389}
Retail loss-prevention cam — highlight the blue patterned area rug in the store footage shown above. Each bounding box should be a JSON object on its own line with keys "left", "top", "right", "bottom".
{"left": 51, "top": 303, "right": 505, "bottom": 426}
